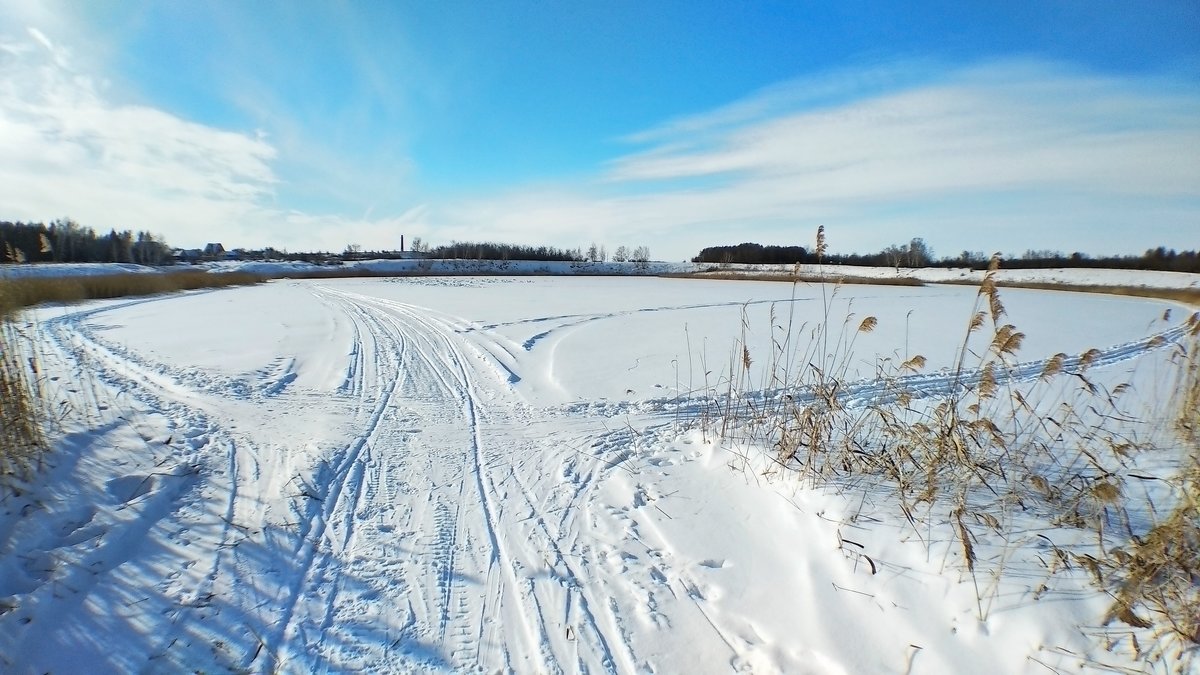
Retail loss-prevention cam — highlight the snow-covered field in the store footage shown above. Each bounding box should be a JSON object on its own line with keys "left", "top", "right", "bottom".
{"left": 0, "top": 274, "right": 1193, "bottom": 673}
{"left": 4, "top": 258, "right": 1198, "bottom": 292}
{"left": 0, "top": 262, "right": 169, "bottom": 279}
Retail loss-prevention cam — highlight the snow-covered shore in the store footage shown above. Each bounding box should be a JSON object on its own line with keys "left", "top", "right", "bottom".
{"left": 1, "top": 275, "right": 1192, "bottom": 672}
{"left": 3, "top": 258, "right": 1198, "bottom": 291}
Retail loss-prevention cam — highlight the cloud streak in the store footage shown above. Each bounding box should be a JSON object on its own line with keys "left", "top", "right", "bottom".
{"left": 0, "top": 27, "right": 282, "bottom": 243}
{"left": 426, "top": 61, "right": 1200, "bottom": 259}
{"left": 1, "top": 21, "right": 1196, "bottom": 261}
{"left": 612, "top": 61, "right": 1198, "bottom": 196}
{"left": 0, "top": 24, "right": 421, "bottom": 253}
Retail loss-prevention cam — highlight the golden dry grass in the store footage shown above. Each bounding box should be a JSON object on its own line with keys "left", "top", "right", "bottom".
{"left": 0, "top": 270, "right": 263, "bottom": 479}
{"left": 939, "top": 279, "right": 1200, "bottom": 307}
{"left": 0, "top": 270, "right": 263, "bottom": 307}
{"left": 0, "top": 318, "right": 42, "bottom": 478}
{"left": 704, "top": 244, "right": 1200, "bottom": 667}
{"left": 671, "top": 271, "right": 926, "bottom": 286}
{"left": 1102, "top": 314, "right": 1200, "bottom": 652}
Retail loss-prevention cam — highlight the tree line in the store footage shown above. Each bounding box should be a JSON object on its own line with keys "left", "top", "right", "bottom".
{"left": 423, "top": 241, "right": 584, "bottom": 262}
{"left": 2, "top": 220, "right": 172, "bottom": 265}
{"left": 695, "top": 239, "right": 1200, "bottom": 274}
{"left": 8, "top": 216, "right": 1193, "bottom": 274}
{"left": 950, "top": 247, "right": 1200, "bottom": 274}
{"left": 694, "top": 238, "right": 934, "bottom": 267}
{"left": 415, "top": 240, "right": 651, "bottom": 263}
{"left": 584, "top": 243, "right": 650, "bottom": 263}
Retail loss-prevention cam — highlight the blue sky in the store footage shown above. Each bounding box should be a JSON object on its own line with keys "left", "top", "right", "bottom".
{"left": 1, "top": 1, "right": 1197, "bottom": 260}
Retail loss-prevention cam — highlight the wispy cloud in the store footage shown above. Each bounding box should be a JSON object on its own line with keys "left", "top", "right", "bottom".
{"left": 1, "top": 17, "right": 1196, "bottom": 262}
{"left": 612, "top": 61, "right": 1198, "bottom": 195}
{"left": 0, "top": 23, "right": 419, "bottom": 252}
{"left": 425, "top": 60, "right": 1200, "bottom": 258}
{"left": 0, "top": 27, "right": 280, "bottom": 241}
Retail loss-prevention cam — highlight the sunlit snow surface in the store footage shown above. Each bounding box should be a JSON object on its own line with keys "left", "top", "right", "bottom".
{"left": 0, "top": 272, "right": 1193, "bottom": 673}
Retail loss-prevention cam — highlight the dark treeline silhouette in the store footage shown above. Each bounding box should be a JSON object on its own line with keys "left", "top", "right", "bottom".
{"left": 427, "top": 241, "right": 584, "bottom": 262}
{"left": 936, "top": 247, "right": 1200, "bottom": 274}
{"left": 695, "top": 238, "right": 935, "bottom": 267}
{"left": 694, "top": 243, "right": 810, "bottom": 265}
{"left": 8, "top": 217, "right": 1194, "bottom": 274}
{"left": 2, "top": 220, "right": 172, "bottom": 265}
{"left": 696, "top": 239, "right": 1200, "bottom": 274}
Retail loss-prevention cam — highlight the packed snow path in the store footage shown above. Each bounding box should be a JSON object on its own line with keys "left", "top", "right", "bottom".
{"left": 9, "top": 285, "right": 653, "bottom": 672}
{"left": 0, "top": 276, "right": 1187, "bottom": 674}
{"left": 286, "top": 286, "right": 631, "bottom": 672}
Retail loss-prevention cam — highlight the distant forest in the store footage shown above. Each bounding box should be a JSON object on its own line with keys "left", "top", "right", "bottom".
{"left": 421, "top": 241, "right": 584, "bottom": 262}
{"left": 411, "top": 240, "right": 650, "bottom": 263}
{"left": 1, "top": 220, "right": 172, "bottom": 265}
{"left": 694, "top": 239, "right": 1200, "bottom": 274}
{"left": 3, "top": 218, "right": 1197, "bottom": 273}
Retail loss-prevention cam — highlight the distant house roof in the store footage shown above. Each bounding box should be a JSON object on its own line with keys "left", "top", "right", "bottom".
{"left": 203, "top": 243, "right": 225, "bottom": 256}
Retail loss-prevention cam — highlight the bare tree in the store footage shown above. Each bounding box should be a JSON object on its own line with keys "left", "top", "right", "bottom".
{"left": 882, "top": 243, "right": 906, "bottom": 269}
{"left": 906, "top": 237, "right": 932, "bottom": 267}
{"left": 631, "top": 245, "right": 651, "bottom": 270}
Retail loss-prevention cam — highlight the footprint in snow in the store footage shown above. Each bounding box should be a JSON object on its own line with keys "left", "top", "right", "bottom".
{"left": 649, "top": 566, "right": 668, "bottom": 585}
{"left": 106, "top": 475, "right": 156, "bottom": 504}
{"left": 57, "top": 505, "right": 98, "bottom": 536}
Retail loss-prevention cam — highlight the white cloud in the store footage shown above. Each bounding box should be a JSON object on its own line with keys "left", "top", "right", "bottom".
{"left": 0, "top": 24, "right": 425, "bottom": 256}
{"left": 0, "top": 27, "right": 289, "bottom": 245}
{"left": 421, "top": 60, "right": 1200, "bottom": 259}
{"left": 610, "top": 62, "right": 1200, "bottom": 201}
{"left": 1, "top": 25, "right": 1196, "bottom": 262}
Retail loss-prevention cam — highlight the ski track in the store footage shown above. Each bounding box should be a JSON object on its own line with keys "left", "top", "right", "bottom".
{"left": 312, "top": 287, "right": 572, "bottom": 673}
{"left": 560, "top": 320, "right": 1189, "bottom": 420}
{"left": 2, "top": 281, "right": 1184, "bottom": 674}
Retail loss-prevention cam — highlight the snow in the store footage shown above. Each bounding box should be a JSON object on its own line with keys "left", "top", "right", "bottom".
{"left": 0, "top": 262, "right": 166, "bottom": 278}
{"left": 812, "top": 263, "right": 1200, "bottom": 290}
{"left": 209, "top": 259, "right": 699, "bottom": 278}
{"left": 0, "top": 274, "right": 1194, "bottom": 673}
{"left": 4, "top": 258, "right": 1198, "bottom": 292}
{"left": 688, "top": 261, "right": 1200, "bottom": 290}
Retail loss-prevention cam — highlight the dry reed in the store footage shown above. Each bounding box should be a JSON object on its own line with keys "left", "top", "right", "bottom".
{"left": 700, "top": 228, "right": 1200, "bottom": 669}
{"left": 0, "top": 269, "right": 263, "bottom": 479}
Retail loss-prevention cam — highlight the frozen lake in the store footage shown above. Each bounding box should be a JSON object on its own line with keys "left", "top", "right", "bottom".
{"left": 1, "top": 275, "right": 1189, "bottom": 674}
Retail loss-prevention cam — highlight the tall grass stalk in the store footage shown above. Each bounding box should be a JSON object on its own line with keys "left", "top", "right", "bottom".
{"left": 1099, "top": 313, "right": 1200, "bottom": 662}
{"left": 0, "top": 284, "right": 44, "bottom": 478}
{"left": 0, "top": 271, "right": 263, "bottom": 480}
{"left": 700, "top": 227, "right": 1199, "bottom": 669}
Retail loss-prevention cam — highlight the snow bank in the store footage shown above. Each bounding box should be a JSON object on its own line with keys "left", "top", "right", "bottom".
{"left": 0, "top": 262, "right": 164, "bottom": 278}
{"left": 3, "top": 259, "right": 1197, "bottom": 291}
{"left": 207, "top": 258, "right": 698, "bottom": 277}
{"left": 2, "top": 276, "right": 1189, "bottom": 673}
{"left": 696, "top": 262, "right": 1200, "bottom": 290}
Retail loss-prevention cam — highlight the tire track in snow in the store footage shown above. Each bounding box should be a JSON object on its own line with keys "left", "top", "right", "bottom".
{"left": 20, "top": 281, "right": 1189, "bottom": 673}
{"left": 504, "top": 458, "right": 639, "bottom": 673}
{"left": 328, "top": 291, "right": 486, "bottom": 665}
{"left": 315, "top": 288, "right": 548, "bottom": 671}
{"left": 326, "top": 289, "right": 646, "bottom": 673}
{"left": 564, "top": 321, "right": 1191, "bottom": 421}
{"left": 267, "top": 287, "right": 531, "bottom": 671}
{"left": 266, "top": 288, "right": 413, "bottom": 670}
{"left": 32, "top": 297, "right": 291, "bottom": 670}
{"left": 31, "top": 286, "right": 617, "bottom": 671}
